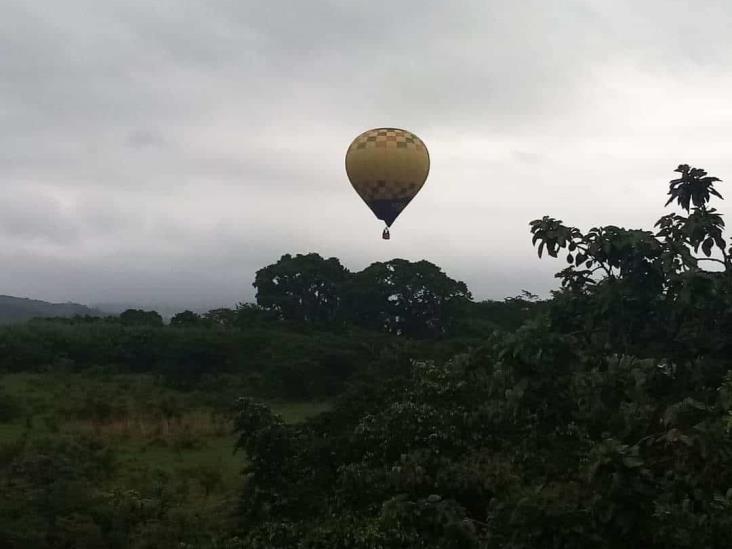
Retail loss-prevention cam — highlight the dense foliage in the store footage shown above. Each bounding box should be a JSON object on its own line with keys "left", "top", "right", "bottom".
{"left": 530, "top": 164, "right": 732, "bottom": 360}
{"left": 0, "top": 319, "right": 408, "bottom": 399}
{"left": 0, "top": 374, "right": 246, "bottom": 548}
{"left": 233, "top": 165, "right": 732, "bottom": 547}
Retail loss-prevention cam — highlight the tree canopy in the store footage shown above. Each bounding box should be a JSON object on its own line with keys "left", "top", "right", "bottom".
{"left": 254, "top": 254, "right": 472, "bottom": 338}
{"left": 343, "top": 259, "right": 471, "bottom": 337}
{"left": 254, "top": 253, "right": 350, "bottom": 324}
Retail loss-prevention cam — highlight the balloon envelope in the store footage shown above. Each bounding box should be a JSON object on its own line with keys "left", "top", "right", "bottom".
{"left": 345, "top": 128, "right": 430, "bottom": 227}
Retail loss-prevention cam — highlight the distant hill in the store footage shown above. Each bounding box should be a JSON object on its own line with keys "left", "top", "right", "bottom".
{"left": 0, "top": 295, "right": 105, "bottom": 324}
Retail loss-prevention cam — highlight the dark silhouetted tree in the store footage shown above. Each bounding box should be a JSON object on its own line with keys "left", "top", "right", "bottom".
{"left": 530, "top": 164, "right": 731, "bottom": 358}
{"left": 170, "top": 310, "right": 201, "bottom": 327}
{"left": 203, "top": 308, "right": 236, "bottom": 328}
{"left": 344, "top": 259, "right": 471, "bottom": 338}
{"left": 254, "top": 253, "right": 350, "bottom": 323}
{"left": 118, "top": 309, "right": 163, "bottom": 327}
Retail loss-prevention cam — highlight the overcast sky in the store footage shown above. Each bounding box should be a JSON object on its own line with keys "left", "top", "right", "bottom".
{"left": 2, "top": 0, "right": 732, "bottom": 310}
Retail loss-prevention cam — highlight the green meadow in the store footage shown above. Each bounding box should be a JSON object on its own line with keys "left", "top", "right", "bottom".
{"left": 0, "top": 371, "right": 329, "bottom": 547}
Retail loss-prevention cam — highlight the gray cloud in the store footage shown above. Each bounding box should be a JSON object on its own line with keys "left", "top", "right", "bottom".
{"left": 2, "top": 0, "right": 732, "bottom": 309}
{"left": 0, "top": 188, "right": 79, "bottom": 244}
{"left": 126, "top": 129, "right": 165, "bottom": 149}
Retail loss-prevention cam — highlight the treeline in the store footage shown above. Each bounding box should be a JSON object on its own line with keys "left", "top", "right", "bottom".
{"left": 0, "top": 263, "right": 542, "bottom": 398}
{"left": 78, "top": 256, "right": 538, "bottom": 338}
{"left": 47, "top": 256, "right": 542, "bottom": 338}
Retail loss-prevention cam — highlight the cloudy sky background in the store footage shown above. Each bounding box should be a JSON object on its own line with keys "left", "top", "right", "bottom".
{"left": 2, "top": 0, "right": 732, "bottom": 310}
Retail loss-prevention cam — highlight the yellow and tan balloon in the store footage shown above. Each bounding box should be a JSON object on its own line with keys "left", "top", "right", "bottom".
{"left": 345, "top": 128, "right": 430, "bottom": 232}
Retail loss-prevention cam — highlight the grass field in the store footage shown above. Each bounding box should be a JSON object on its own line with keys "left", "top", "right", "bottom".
{"left": 0, "top": 371, "right": 330, "bottom": 521}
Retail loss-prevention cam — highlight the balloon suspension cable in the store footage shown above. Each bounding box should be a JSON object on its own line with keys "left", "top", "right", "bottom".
{"left": 382, "top": 227, "right": 390, "bottom": 240}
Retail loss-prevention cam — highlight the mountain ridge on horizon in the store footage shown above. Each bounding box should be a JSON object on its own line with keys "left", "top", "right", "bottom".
{"left": 0, "top": 294, "right": 106, "bottom": 324}
{"left": 0, "top": 294, "right": 243, "bottom": 324}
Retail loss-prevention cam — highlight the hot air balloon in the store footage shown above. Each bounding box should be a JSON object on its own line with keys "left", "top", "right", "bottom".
{"left": 345, "top": 128, "right": 430, "bottom": 239}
